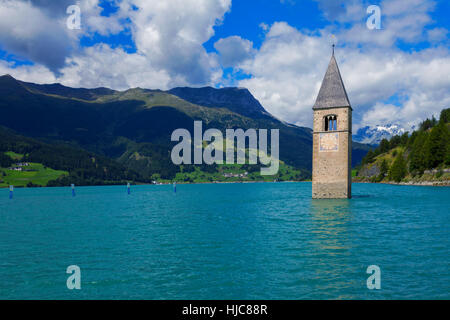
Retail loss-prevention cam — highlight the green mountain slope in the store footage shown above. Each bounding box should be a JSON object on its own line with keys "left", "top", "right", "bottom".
{"left": 355, "top": 108, "right": 450, "bottom": 184}
{"left": 0, "top": 74, "right": 371, "bottom": 185}
{"left": 0, "top": 159, "right": 68, "bottom": 188}
{"left": 0, "top": 127, "right": 141, "bottom": 186}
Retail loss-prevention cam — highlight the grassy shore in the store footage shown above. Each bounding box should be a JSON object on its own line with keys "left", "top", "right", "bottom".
{"left": 0, "top": 151, "right": 68, "bottom": 187}
{"left": 0, "top": 163, "right": 68, "bottom": 188}
{"left": 0, "top": 157, "right": 306, "bottom": 188}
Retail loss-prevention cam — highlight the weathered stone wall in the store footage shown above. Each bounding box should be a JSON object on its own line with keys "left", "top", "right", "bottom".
{"left": 312, "top": 107, "right": 352, "bottom": 199}
{"left": 313, "top": 107, "right": 351, "bottom": 132}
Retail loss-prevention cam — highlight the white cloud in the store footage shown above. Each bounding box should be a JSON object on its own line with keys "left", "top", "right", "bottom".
{"left": 0, "top": 60, "right": 56, "bottom": 84}
{"left": 0, "top": 0, "right": 231, "bottom": 89}
{"left": 0, "top": 0, "right": 72, "bottom": 71}
{"left": 237, "top": 22, "right": 330, "bottom": 126}
{"left": 0, "top": 0, "right": 448, "bottom": 133}
{"left": 236, "top": 22, "right": 450, "bottom": 130}
{"left": 0, "top": 0, "right": 128, "bottom": 72}
{"left": 126, "top": 0, "right": 231, "bottom": 86}
{"left": 259, "top": 23, "right": 269, "bottom": 32}
{"left": 312, "top": 0, "right": 350, "bottom": 22}
{"left": 326, "top": 0, "right": 440, "bottom": 48}
{"left": 230, "top": 0, "right": 449, "bottom": 129}
{"left": 58, "top": 44, "right": 172, "bottom": 90}
{"left": 56, "top": 0, "right": 232, "bottom": 88}
{"left": 80, "top": 0, "right": 126, "bottom": 36}
{"left": 214, "top": 36, "right": 255, "bottom": 68}
{"left": 427, "top": 27, "right": 449, "bottom": 43}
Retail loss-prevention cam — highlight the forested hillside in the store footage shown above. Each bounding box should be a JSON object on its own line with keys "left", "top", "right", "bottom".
{"left": 355, "top": 108, "right": 450, "bottom": 184}
{"left": 0, "top": 74, "right": 373, "bottom": 187}
{"left": 0, "top": 127, "right": 141, "bottom": 186}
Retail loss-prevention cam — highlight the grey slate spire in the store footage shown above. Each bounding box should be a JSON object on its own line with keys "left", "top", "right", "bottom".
{"left": 313, "top": 50, "right": 351, "bottom": 110}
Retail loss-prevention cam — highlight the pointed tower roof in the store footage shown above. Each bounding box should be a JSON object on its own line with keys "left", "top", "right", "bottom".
{"left": 313, "top": 50, "right": 351, "bottom": 110}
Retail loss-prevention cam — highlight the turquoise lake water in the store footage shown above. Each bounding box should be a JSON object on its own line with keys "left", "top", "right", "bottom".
{"left": 0, "top": 182, "right": 449, "bottom": 300}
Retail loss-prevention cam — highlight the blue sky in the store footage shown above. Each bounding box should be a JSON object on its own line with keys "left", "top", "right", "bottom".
{"left": 73, "top": 0, "right": 329, "bottom": 64}
{"left": 205, "top": 0, "right": 327, "bottom": 49}
{"left": 78, "top": 0, "right": 450, "bottom": 54}
{"left": 0, "top": 0, "right": 449, "bottom": 130}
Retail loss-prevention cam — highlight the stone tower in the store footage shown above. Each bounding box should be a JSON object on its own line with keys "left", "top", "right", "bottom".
{"left": 312, "top": 48, "right": 352, "bottom": 199}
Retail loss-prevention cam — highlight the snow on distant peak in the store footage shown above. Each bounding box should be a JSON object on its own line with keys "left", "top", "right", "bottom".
{"left": 353, "top": 124, "right": 407, "bottom": 145}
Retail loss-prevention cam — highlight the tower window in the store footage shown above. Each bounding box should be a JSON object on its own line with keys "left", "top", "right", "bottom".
{"left": 324, "top": 115, "right": 337, "bottom": 131}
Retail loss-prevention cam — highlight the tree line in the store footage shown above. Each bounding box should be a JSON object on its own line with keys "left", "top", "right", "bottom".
{"left": 0, "top": 127, "right": 142, "bottom": 186}
{"left": 360, "top": 108, "right": 450, "bottom": 182}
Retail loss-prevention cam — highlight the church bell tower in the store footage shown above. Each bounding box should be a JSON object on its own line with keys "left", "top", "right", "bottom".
{"left": 312, "top": 47, "right": 352, "bottom": 199}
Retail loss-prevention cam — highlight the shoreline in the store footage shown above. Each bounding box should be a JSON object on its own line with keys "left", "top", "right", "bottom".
{"left": 354, "top": 180, "right": 449, "bottom": 187}
{"left": 4, "top": 180, "right": 448, "bottom": 188}
{"left": 0, "top": 180, "right": 311, "bottom": 189}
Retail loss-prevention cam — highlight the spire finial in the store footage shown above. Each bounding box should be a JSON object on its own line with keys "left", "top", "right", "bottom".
{"left": 330, "top": 34, "right": 336, "bottom": 56}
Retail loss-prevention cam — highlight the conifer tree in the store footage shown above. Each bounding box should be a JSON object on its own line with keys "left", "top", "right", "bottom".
{"left": 424, "top": 123, "right": 446, "bottom": 169}
{"left": 363, "top": 150, "right": 375, "bottom": 164}
{"left": 380, "top": 159, "right": 389, "bottom": 176}
{"left": 377, "top": 159, "right": 389, "bottom": 182}
{"left": 439, "top": 108, "right": 450, "bottom": 124}
{"left": 409, "top": 131, "right": 427, "bottom": 174}
{"left": 389, "top": 153, "right": 407, "bottom": 182}
{"left": 379, "top": 139, "right": 390, "bottom": 153}
{"left": 446, "top": 141, "right": 450, "bottom": 166}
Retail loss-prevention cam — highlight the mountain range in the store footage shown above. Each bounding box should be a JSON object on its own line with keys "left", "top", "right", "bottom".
{"left": 0, "top": 74, "right": 372, "bottom": 185}
{"left": 353, "top": 124, "right": 411, "bottom": 145}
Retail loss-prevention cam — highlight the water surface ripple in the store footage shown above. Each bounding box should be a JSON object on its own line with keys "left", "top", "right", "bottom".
{"left": 0, "top": 182, "right": 448, "bottom": 299}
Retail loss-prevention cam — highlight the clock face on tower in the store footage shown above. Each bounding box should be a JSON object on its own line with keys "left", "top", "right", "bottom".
{"left": 319, "top": 133, "right": 339, "bottom": 152}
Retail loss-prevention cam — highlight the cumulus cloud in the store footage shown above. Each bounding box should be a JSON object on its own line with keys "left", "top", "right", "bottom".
{"left": 0, "top": 59, "right": 56, "bottom": 84}
{"left": 345, "top": 47, "right": 450, "bottom": 129}
{"left": 28, "top": 0, "right": 78, "bottom": 16}
{"left": 79, "top": 0, "right": 127, "bottom": 36}
{"left": 238, "top": 22, "right": 331, "bottom": 127}
{"left": 0, "top": 0, "right": 72, "bottom": 72}
{"left": 58, "top": 44, "right": 172, "bottom": 90}
{"left": 313, "top": 0, "right": 349, "bottom": 21}
{"left": 427, "top": 27, "right": 449, "bottom": 43}
{"left": 237, "top": 22, "right": 450, "bottom": 130}
{"left": 229, "top": 0, "right": 449, "bottom": 129}
{"left": 214, "top": 36, "right": 255, "bottom": 68}
{"left": 28, "top": 0, "right": 126, "bottom": 35}
{"left": 0, "top": 0, "right": 231, "bottom": 88}
{"left": 0, "top": 0, "right": 128, "bottom": 72}
{"left": 124, "top": 0, "right": 231, "bottom": 86}
{"left": 322, "top": 0, "right": 440, "bottom": 47}
{"left": 0, "top": 0, "right": 448, "bottom": 132}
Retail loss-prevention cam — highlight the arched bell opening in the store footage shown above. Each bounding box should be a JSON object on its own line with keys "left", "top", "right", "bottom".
{"left": 324, "top": 115, "right": 337, "bottom": 131}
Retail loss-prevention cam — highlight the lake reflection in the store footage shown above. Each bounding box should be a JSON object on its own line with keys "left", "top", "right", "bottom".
{"left": 308, "top": 199, "right": 359, "bottom": 299}
{"left": 309, "top": 199, "right": 353, "bottom": 253}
